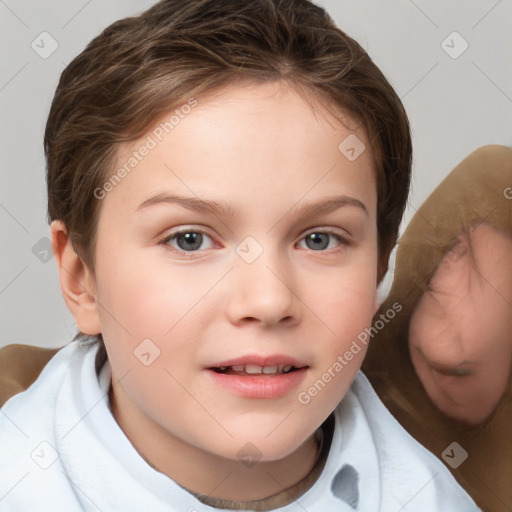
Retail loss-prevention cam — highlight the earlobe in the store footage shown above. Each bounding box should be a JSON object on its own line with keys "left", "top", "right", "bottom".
{"left": 50, "top": 220, "right": 102, "bottom": 335}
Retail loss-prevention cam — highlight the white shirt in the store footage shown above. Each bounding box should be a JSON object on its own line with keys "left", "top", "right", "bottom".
{"left": 0, "top": 340, "right": 480, "bottom": 511}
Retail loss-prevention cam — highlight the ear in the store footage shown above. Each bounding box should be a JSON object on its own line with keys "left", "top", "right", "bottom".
{"left": 50, "top": 220, "right": 102, "bottom": 335}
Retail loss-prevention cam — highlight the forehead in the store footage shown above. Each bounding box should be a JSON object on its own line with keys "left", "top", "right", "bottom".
{"left": 102, "top": 80, "right": 377, "bottom": 221}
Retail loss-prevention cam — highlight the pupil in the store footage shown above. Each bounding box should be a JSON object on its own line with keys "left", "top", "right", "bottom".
{"left": 177, "top": 232, "right": 202, "bottom": 251}
{"left": 306, "top": 233, "right": 328, "bottom": 250}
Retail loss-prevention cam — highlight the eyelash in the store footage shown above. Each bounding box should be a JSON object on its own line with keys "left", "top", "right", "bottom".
{"left": 158, "top": 228, "right": 351, "bottom": 258}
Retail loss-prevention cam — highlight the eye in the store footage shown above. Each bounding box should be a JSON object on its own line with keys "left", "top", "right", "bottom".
{"left": 158, "top": 227, "right": 350, "bottom": 257}
{"left": 159, "top": 228, "right": 215, "bottom": 255}
{"left": 297, "top": 230, "right": 349, "bottom": 252}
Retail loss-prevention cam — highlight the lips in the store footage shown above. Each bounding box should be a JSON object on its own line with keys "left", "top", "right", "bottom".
{"left": 204, "top": 354, "right": 310, "bottom": 398}
{"left": 206, "top": 354, "right": 308, "bottom": 371}
{"left": 206, "top": 364, "right": 309, "bottom": 398}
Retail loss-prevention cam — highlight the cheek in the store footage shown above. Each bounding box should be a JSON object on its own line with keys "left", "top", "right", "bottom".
{"left": 94, "top": 252, "right": 225, "bottom": 382}
{"left": 96, "top": 252, "right": 212, "bottom": 338}
{"left": 309, "top": 261, "right": 377, "bottom": 355}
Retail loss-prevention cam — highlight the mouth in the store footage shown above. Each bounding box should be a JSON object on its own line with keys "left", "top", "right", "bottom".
{"left": 209, "top": 363, "right": 304, "bottom": 376}
{"left": 204, "top": 355, "right": 309, "bottom": 398}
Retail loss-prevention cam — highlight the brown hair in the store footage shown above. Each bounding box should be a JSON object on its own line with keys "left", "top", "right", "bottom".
{"left": 45, "top": 0, "right": 412, "bottom": 366}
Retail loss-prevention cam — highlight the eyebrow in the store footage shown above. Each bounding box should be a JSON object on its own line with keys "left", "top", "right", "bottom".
{"left": 135, "top": 192, "right": 368, "bottom": 219}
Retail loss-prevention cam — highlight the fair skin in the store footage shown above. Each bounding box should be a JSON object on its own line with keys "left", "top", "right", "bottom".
{"left": 51, "top": 80, "right": 379, "bottom": 501}
{"left": 409, "top": 224, "right": 512, "bottom": 426}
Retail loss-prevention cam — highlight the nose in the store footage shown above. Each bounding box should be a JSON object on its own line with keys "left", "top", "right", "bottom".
{"left": 225, "top": 246, "right": 301, "bottom": 327}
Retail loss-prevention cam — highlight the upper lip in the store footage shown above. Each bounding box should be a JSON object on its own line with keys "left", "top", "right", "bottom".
{"left": 206, "top": 354, "right": 308, "bottom": 369}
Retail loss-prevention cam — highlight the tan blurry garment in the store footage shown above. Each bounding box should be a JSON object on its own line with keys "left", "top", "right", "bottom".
{"left": 363, "top": 145, "right": 512, "bottom": 512}
{"left": 0, "top": 344, "right": 60, "bottom": 408}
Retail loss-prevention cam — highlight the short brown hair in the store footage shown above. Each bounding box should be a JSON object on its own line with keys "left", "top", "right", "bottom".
{"left": 45, "top": 0, "right": 412, "bottom": 363}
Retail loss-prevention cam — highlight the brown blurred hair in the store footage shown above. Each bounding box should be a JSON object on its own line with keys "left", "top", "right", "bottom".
{"left": 45, "top": 0, "right": 412, "bottom": 365}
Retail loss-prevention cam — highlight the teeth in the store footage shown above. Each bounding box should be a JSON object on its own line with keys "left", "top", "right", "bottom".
{"left": 245, "top": 364, "right": 263, "bottom": 374}
{"left": 218, "top": 364, "right": 296, "bottom": 374}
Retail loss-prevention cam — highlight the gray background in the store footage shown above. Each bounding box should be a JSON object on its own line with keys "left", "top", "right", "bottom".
{"left": 1, "top": 0, "right": 511, "bottom": 348}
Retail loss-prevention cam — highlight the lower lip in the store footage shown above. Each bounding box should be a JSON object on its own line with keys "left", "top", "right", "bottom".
{"left": 205, "top": 368, "right": 308, "bottom": 399}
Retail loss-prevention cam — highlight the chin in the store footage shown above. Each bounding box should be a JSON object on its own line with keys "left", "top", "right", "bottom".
{"left": 428, "top": 391, "right": 498, "bottom": 427}
{"left": 215, "top": 433, "right": 306, "bottom": 464}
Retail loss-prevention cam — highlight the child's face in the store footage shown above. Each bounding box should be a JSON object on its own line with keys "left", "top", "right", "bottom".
{"left": 87, "top": 81, "right": 377, "bottom": 463}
